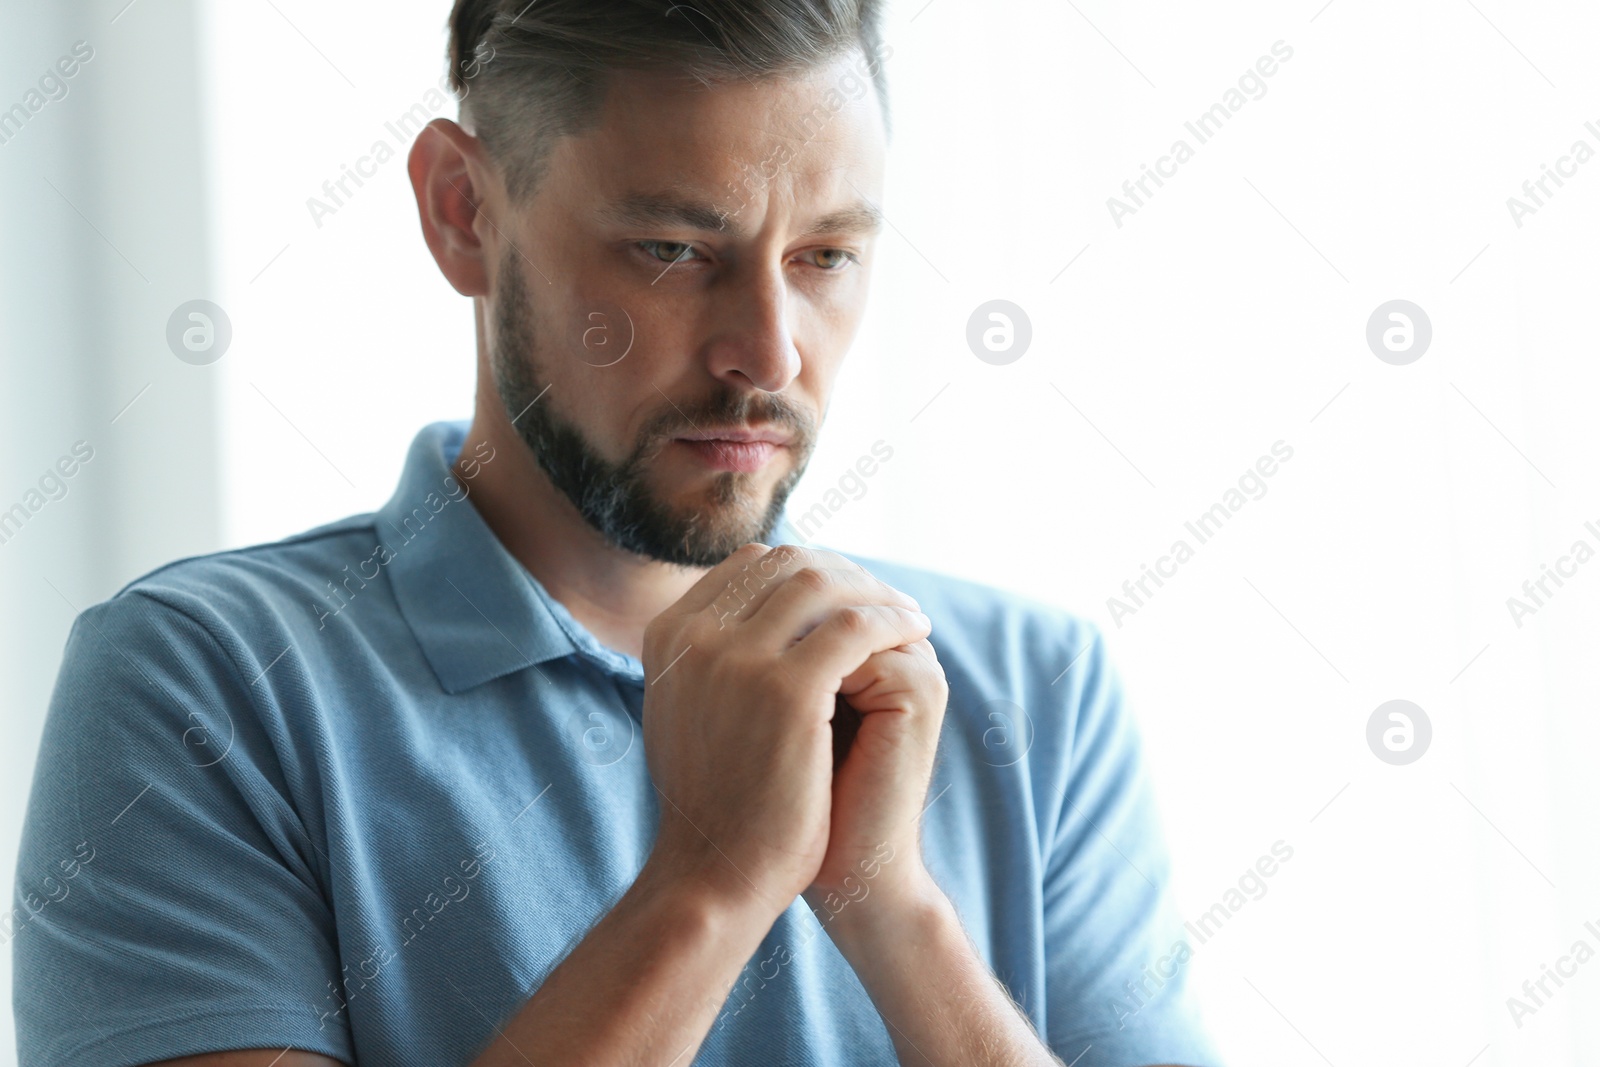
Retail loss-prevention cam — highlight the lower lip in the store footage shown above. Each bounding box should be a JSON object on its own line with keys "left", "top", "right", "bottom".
{"left": 673, "top": 439, "right": 783, "bottom": 472}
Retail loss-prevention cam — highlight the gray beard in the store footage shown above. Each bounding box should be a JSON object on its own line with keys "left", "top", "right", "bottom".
{"left": 487, "top": 249, "right": 815, "bottom": 567}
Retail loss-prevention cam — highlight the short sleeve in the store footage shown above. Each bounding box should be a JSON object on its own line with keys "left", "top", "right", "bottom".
{"left": 1041, "top": 622, "right": 1223, "bottom": 1066}
{"left": 12, "top": 591, "right": 355, "bottom": 1067}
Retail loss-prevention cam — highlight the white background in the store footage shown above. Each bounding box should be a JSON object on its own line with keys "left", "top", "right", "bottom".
{"left": 3, "top": 1, "right": 1598, "bottom": 1064}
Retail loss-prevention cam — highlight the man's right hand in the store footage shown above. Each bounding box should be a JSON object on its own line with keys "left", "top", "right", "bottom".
{"left": 639, "top": 542, "right": 930, "bottom": 923}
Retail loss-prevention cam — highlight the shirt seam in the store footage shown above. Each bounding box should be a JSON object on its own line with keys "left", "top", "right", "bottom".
{"left": 46, "top": 1000, "right": 355, "bottom": 1065}
{"left": 121, "top": 588, "right": 272, "bottom": 755}
{"left": 106, "top": 517, "right": 381, "bottom": 602}
{"left": 117, "top": 587, "right": 330, "bottom": 898}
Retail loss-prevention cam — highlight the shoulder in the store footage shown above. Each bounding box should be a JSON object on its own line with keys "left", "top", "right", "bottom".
{"left": 831, "top": 547, "right": 1106, "bottom": 683}
{"left": 41, "top": 512, "right": 396, "bottom": 811}
{"left": 63, "top": 511, "right": 387, "bottom": 701}
{"left": 96, "top": 512, "right": 377, "bottom": 631}
{"left": 827, "top": 548, "right": 1133, "bottom": 779}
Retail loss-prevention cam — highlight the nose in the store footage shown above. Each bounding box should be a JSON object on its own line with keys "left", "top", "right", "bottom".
{"left": 701, "top": 266, "right": 801, "bottom": 394}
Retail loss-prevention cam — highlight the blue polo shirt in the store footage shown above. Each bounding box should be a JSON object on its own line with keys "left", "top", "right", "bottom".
{"left": 13, "top": 420, "right": 1220, "bottom": 1067}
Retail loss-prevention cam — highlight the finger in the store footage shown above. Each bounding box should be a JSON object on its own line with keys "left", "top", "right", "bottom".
{"left": 690, "top": 543, "right": 823, "bottom": 628}
{"left": 840, "top": 638, "right": 943, "bottom": 708}
{"left": 742, "top": 564, "right": 922, "bottom": 649}
{"left": 657, "top": 541, "right": 778, "bottom": 619}
{"left": 738, "top": 546, "right": 920, "bottom": 623}
{"left": 696, "top": 544, "right": 883, "bottom": 629}
{"left": 782, "top": 603, "right": 931, "bottom": 686}
{"left": 825, "top": 561, "right": 922, "bottom": 614}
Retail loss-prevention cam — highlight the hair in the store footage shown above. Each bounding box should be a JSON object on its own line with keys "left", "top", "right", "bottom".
{"left": 446, "top": 0, "right": 891, "bottom": 202}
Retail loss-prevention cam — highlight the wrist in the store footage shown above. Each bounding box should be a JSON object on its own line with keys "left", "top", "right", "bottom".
{"left": 815, "top": 873, "right": 955, "bottom": 983}
{"left": 805, "top": 863, "right": 947, "bottom": 945}
{"left": 635, "top": 844, "right": 787, "bottom": 939}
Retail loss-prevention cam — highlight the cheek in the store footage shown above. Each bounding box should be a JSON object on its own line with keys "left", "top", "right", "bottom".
{"left": 797, "top": 288, "right": 865, "bottom": 370}
{"left": 568, "top": 299, "right": 638, "bottom": 369}
{"left": 555, "top": 350, "right": 668, "bottom": 457}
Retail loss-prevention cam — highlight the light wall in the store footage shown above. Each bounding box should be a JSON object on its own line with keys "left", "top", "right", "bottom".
{"left": 3, "top": 2, "right": 1597, "bottom": 1065}
{"left": 1, "top": 2, "right": 219, "bottom": 1061}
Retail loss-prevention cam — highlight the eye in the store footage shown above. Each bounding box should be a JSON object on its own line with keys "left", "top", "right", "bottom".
{"left": 635, "top": 240, "right": 703, "bottom": 266}
{"left": 801, "top": 248, "right": 860, "bottom": 272}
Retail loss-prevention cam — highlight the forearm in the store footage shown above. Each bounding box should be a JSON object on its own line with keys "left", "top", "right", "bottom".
{"left": 467, "top": 856, "right": 775, "bottom": 1067}
{"left": 826, "top": 879, "right": 1065, "bottom": 1067}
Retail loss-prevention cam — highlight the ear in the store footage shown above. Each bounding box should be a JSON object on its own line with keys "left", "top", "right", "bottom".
{"left": 408, "top": 118, "right": 495, "bottom": 297}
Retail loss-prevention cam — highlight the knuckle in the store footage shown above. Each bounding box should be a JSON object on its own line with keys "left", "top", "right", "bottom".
{"left": 747, "top": 544, "right": 796, "bottom": 581}
{"left": 859, "top": 568, "right": 897, "bottom": 599}
{"left": 771, "top": 543, "right": 817, "bottom": 569}
{"left": 833, "top": 604, "right": 873, "bottom": 634}
{"left": 642, "top": 614, "right": 673, "bottom": 653}
{"left": 791, "top": 566, "right": 833, "bottom": 594}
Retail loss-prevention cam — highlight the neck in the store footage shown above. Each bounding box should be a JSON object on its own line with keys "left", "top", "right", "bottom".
{"left": 451, "top": 413, "right": 707, "bottom": 663}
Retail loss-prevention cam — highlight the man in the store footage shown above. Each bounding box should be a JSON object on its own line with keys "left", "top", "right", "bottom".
{"left": 13, "top": 2, "right": 1220, "bottom": 1065}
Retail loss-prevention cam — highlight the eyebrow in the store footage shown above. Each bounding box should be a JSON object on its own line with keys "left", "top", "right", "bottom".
{"left": 597, "top": 191, "right": 883, "bottom": 240}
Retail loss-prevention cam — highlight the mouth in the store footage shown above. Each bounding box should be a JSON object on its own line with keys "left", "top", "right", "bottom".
{"left": 671, "top": 426, "right": 791, "bottom": 473}
{"left": 674, "top": 425, "right": 793, "bottom": 446}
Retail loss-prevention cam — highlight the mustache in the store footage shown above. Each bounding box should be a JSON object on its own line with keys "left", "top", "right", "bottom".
{"left": 640, "top": 389, "right": 813, "bottom": 444}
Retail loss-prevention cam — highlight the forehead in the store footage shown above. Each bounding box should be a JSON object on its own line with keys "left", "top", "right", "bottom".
{"left": 549, "top": 51, "right": 888, "bottom": 232}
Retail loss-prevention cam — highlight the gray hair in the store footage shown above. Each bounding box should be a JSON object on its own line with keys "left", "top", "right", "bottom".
{"left": 446, "top": 0, "right": 891, "bottom": 202}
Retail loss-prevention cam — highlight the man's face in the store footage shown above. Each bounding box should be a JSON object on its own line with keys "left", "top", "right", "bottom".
{"left": 484, "top": 50, "right": 887, "bottom": 567}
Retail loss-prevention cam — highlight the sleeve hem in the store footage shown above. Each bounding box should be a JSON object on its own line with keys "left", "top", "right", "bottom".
{"left": 40, "top": 1001, "right": 356, "bottom": 1067}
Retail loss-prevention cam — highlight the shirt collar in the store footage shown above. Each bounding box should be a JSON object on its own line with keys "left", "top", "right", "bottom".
{"left": 378, "top": 420, "right": 803, "bottom": 694}
{"left": 378, "top": 421, "right": 575, "bottom": 694}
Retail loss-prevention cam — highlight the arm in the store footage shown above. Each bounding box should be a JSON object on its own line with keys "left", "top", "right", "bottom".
{"left": 460, "top": 852, "right": 777, "bottom": 1065}
{"left": 150, "top": 868, "right": 1192, "bottom": 1067}
{"left": 820, "top": 881, "right": 1193, "bottom": 1067}
{"left": 800, "top": 617, "right": 1203, "bottom": 1067}
{"left": 459, "top": 547, "right": 943, "bottom": 1064}
{"left": 38, "top": 545, "right": 925, "bottom": 1067}
{"left": 794, "top": 622, "right": 1063, "bottom": 1066}
{"left": 822, "top": 875, "right": 1066, "bottom": 1067}
{"left": 794, "top": 603, "right": 1206, "bottom": 1067}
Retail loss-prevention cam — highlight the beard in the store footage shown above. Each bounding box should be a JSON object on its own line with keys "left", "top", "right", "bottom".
{"left": 487, "top": 248, "right": 817, "bottom": 567}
